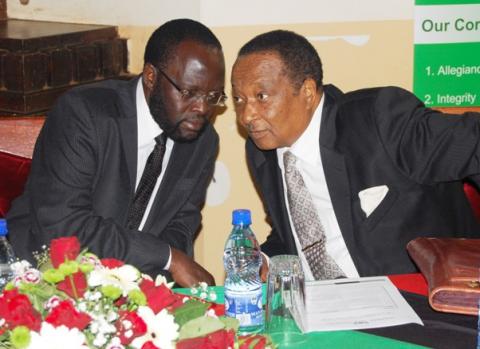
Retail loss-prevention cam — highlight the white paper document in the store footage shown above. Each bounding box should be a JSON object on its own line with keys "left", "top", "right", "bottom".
{"left": 303, "top": 276, "right": 423, "bottom": 332}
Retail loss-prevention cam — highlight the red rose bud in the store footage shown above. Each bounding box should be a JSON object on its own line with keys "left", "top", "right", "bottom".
{"left": 116, "top": 310, "right": 147, "bottom": 345}
{"left": 0, "top": 289, "right": 42, "bottom": 333}
{"left": 114, "top": 296, "right": 128, "bottom": 307}
{"left": 209, "top": 303, "right": 225, "bottom": 316}
{"left": 45, "top": 300, "right": 91, "bottom": 330}
{"left": 56, "top": 271, "right": 88, "bottom": 299}
{"left": 50, "top": 237, "right": 81, "bottom": 268}
{"left": 141, "top": 341, "right": 160, "bottom": 349}
{"left": 101, "top": 258, "right": 125, "bottom": 269}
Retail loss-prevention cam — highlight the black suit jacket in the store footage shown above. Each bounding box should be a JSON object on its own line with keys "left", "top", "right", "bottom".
{"left": 7, "top": 77, "right": 218, "bottom": 277}
{"left": 247, "top": 84, "right": 480, "bottom": 276}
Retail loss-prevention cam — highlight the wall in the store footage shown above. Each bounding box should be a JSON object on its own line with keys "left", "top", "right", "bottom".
{"left": 0, "top": 0, "right": 6, "bottom": 19}
{"left": 7, "top": 0, "right": 415, "bottom": 283}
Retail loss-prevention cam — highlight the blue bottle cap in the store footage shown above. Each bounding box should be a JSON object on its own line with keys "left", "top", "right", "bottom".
{"left": 0, "top": 219, "right": 7, "bottom": 236}
{"left": 232, "top": 209, "right": 252, "bottom": 225}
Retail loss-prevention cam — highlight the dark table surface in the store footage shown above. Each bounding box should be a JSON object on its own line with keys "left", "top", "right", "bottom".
{"left": 364, "top": 291, "right": 478, "bottom": 348}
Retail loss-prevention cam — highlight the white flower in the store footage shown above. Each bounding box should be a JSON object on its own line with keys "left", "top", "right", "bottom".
{"left": 208, "top": 290, "right": 217, "bottom": 301}
{"left": 154, "top": 274, "right": 175, "bottom": 289}
{"left": 206, "top": 308, "right": 218, "bottom": 318}
{"left": 85, "top": 290, "right": 102, "bottom": 301}
{"left": 93, "top": 333, "right": 108, "bottom": 347}
{"left": 10, "top": 261, "right": 41, "bottom": 285}
{"left": 80, "top": 253, "right": 102, "bottom": 268}
{"left": 141, "top": 274, "right": 153, "bottom": 282}
{"left": 190, "top": 282, "right": 214, "bottom": 300}
{"left": 88, "top": 313, "right": 116, "bottom": 337}
{"left": 88, "top": 265, "right": 140, "bottom": 296}
{"left": 27, "top": 323, "right": 88, "bottom": 349}
{"left": 22, "top": 268, "right": 41, "bottom": 283}
{"left": 44, "top": 296, "right": 61, "bottom": 311}
{"left": 10, "top": 260, "right": 32, "bottom": 274}
{"left": 106, "top": 337, "right": 125, "bottom": 349}
{"left": 131, "top": 307, "right": 179, "bottom": 349}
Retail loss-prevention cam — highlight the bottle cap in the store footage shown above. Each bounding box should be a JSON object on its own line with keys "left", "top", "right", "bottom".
{"left": 232, "top": 209, "right": 252, "bottom": 225}
{"left": 0, "top": 219, "right": 7, "bottom": 236}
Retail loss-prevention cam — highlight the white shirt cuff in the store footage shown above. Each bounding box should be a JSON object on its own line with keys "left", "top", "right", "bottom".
{"left": 261, "top": 251, "right": 270, "bottom": 267}
{"left": 164, "top": 246, "right": 172, "bottom": 270}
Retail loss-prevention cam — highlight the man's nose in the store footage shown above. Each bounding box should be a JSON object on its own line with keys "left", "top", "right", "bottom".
{"left": 190, "top": 95, "right": 209, "bottom": 114}
{"left": 239, "top": 100, "right": 257, "bottom": 127}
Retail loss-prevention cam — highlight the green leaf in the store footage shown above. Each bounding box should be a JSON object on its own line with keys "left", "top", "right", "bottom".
{"left": 178, "top": 316, "right": 226, "bottom": 340}
{"left": 18, "top": 282, "right": 64, "bottom": 316}
{"left": 42, "top": 269, "right": 65, "bottom": 283}
{"left": 173, "top": 299, "right": 210, "bottom": 327}
{"left": 219, "top": 316, "right": 239, "bottom": 332}
{"left": 0, "top": 331, "right": 12, "bottom": 348}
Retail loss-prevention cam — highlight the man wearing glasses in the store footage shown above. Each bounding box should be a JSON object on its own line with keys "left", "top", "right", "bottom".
{"left": 7, "top": 19, "right": 225, "bottom": 287}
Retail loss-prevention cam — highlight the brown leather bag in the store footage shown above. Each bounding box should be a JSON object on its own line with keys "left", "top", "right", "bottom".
{"left": 406, "top": 237, "right": 480, "bottom": 316}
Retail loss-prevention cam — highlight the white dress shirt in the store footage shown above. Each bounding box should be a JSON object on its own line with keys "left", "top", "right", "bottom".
{"left": 135, "top": 79, "right": 174, "bottom": 268}
{"left": 277, "top": 96, "right": 359, "bottom": 280}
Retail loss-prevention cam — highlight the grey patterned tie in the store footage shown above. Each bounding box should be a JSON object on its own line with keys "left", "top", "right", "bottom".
{"left": 283, "top": 150, "right": 345, "bottom": 280}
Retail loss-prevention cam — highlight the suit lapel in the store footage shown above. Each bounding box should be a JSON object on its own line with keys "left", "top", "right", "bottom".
{"left": 251, "top": 146, "right": 297, "bottom": 254}
{"left": 142, "top": 141, "right": 196, "bottom": 233}
{"left": 117, "top": 77, "right": 140, "bottom": 197}
{"left": 320, "top": 86, "right": 357, "bottom": 260}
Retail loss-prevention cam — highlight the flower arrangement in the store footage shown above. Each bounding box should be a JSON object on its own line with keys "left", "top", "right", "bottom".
{"left": 0, "top": 237, "right": 273, "bottom": 349}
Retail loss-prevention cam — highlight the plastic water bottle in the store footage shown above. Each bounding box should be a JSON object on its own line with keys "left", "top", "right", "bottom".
{"left": 0, "top": 219, "right": 15, "bottom": 290}
{"left": 224, "top": 209, "right": 263, "bottom": 334}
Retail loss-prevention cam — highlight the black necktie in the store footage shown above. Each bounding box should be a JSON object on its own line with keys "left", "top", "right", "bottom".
{"left": 126, "top": 133, "right": 167, "bottom": 230}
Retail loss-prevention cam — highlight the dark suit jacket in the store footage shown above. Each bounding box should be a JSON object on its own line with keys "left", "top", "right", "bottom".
{"left": 7, "top": 77, "right": 218, "bottom": 277}
{"left": 247, "top": 84, "right": 480, "bottom": 276}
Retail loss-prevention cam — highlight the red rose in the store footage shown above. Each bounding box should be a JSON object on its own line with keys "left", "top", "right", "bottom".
{"left": 141, "top": 342, "right": 160, "bottom": 349}
{"left": 56, "top": 271, "right": 88, "bottom": 299}
{"left": 116, "top": 310, "right": 147, "bottom": 345}
{"left": 101, "top": 258, "right": 125, "bottom": 269}
{"left": 0, "top": 289, "right": 42, "bottom": 334}
{"left": 45, "top": 300, "right": 91, "bottom": 330}
{"left": 50, "top": 236, "right": 81, "bottom": 268}
{"left": 139, "top": 278, "right": 155, "bottom": 290}
{"left": 139, "top": 280, "right": 183, "bottom": 313}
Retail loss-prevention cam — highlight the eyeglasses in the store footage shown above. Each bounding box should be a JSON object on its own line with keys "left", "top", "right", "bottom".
{"left": 155, "top": 66, "right": 227, "bottom": 107}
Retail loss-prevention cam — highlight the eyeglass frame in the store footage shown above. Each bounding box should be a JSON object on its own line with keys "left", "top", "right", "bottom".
{"left": 153, "top": 65, "right": 227, "bottom": 107}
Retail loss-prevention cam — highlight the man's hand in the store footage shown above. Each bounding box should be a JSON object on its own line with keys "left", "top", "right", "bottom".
{"left": 260, "top": 253, "right": 269, "bottom": 282}
{"left": 169, "top": 247, "right": 215, "bottom": 287}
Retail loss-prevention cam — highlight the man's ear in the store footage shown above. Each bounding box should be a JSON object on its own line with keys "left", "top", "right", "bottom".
{"left": 302, "top": 78, "right": 317, "bottom": 106}
{"left": 142, "top": 63, "right": 157, "bottom": 94}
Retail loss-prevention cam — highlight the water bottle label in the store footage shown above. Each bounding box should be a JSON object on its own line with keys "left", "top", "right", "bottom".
{"left": 225, "top": 288, "right": 263, "bottom": 327}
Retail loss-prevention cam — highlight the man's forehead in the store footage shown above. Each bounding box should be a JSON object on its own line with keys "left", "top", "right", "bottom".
{"left": 232, "top": 51, "right": 287, "bottom": 83}
{"left": 236, "top": 50, "right": 282, "bottom": 65}
{"left": 166, "top": 40, "right": 223, "bottom": 66}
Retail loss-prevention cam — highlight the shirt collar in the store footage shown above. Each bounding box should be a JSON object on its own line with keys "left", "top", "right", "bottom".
{"left": 136, "top": 79, "right": 163, "bottom": 146}
{"left": 281, "top": 94, "right": 324, "bottom": 165}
